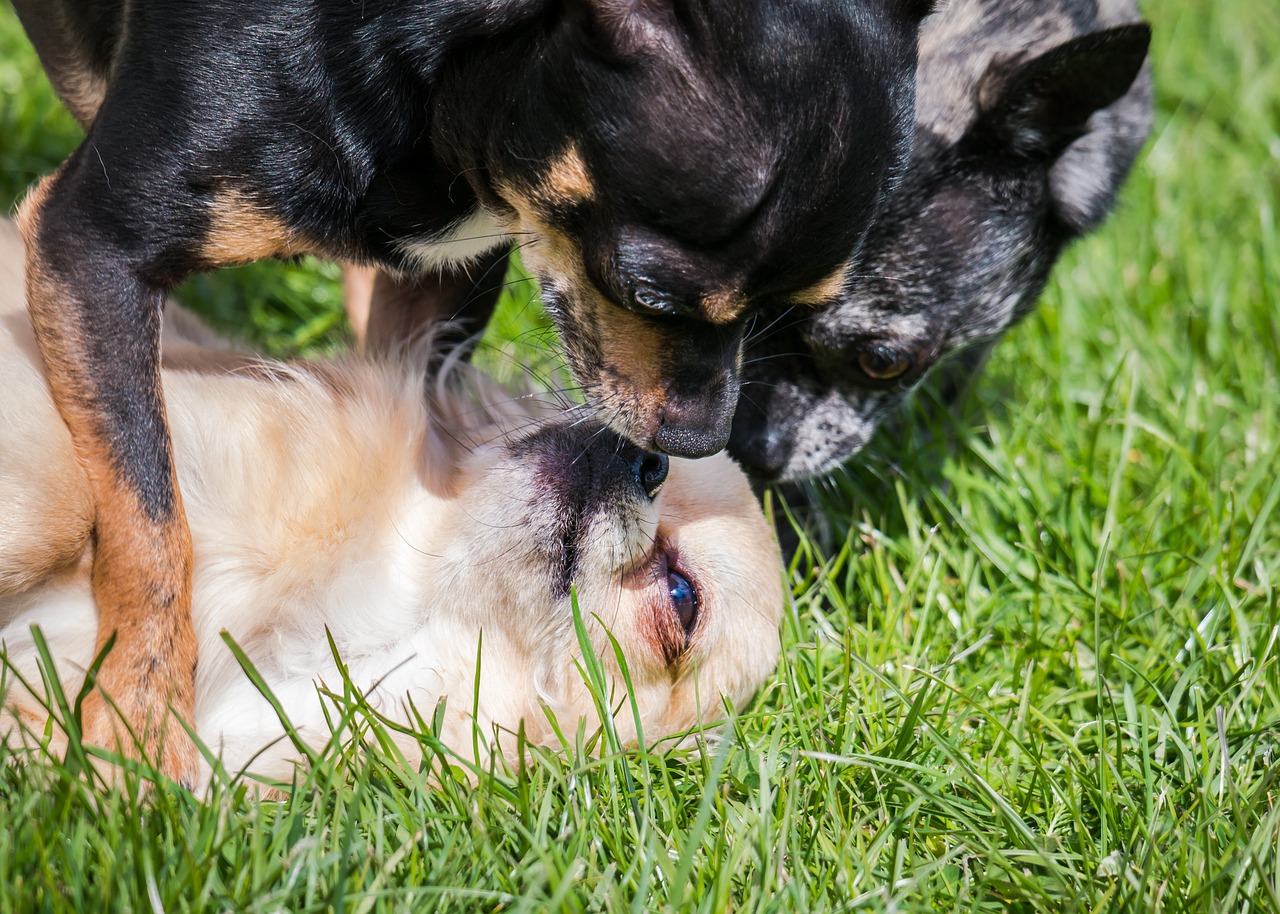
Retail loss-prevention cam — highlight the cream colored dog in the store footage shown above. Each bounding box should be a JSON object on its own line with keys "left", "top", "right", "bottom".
{"left": 0, "top": 220, "right": 783, "bottom": 787}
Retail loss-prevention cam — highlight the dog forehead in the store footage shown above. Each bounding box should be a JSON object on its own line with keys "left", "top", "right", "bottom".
{"left": 553, "top": 2, "right": 919, "bottom": 283}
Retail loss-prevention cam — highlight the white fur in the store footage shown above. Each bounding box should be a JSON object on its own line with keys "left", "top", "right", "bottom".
{"left": 0, "top": 220, "right": 783, "bottom": 789}
{"left": 395, "top": 207, "right": 511, "bottom": 275}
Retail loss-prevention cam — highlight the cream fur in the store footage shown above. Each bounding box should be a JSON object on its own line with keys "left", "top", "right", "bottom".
{"left": 0, "top": 219, "right": 783, "bottom": 788}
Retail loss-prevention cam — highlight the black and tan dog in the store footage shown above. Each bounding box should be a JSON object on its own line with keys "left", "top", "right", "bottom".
{"left": 729, "top": 0, "right": 1154, "bottom": 479}
{"left": 346, "top": 0, "right": 1154, "bottom": 483}
{"left": 11, "top": 0, "right": 932, "bottom": 782}
{"left": 0, "top": 219, "right": 784, "bottom": 790}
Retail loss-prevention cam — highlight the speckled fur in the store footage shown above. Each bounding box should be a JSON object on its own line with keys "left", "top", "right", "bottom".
{"left": 731, "top": 0, "right": 1153, "bottom": 481}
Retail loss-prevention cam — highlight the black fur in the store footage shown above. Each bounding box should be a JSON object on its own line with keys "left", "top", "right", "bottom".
{"left": 729, "top": 1, "right": 1153, "bottom": 480}
{"left": 15, "top": 0, "right": 933, "bottom": 457}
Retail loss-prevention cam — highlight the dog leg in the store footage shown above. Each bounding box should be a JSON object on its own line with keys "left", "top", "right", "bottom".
{"left": 18, "top": 168, "right": 198, "bottom": 788}
{"left": 347, "top": 246, "right": 511, "bottom": 363}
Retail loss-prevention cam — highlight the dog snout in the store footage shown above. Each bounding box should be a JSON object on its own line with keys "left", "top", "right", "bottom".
{"left": 592, "top": 435, "right": 670, "bottom": 505}
{"left": 727, "top": 396, "right": 793, "bottom": 482}
{"left": 653, "top": 374, "right": 740, "bottom": 459}
{"left": 523, "top": 421, "right": 672, "bottom": 506}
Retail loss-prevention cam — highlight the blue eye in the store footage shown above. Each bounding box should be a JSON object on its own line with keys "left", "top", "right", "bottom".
{"left": 668, "top": 569, "right": 699, "bottom": 635}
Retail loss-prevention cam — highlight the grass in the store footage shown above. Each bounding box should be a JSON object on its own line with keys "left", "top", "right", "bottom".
{"left": 1, "top": 0, "right": 1278, "bottom": 909}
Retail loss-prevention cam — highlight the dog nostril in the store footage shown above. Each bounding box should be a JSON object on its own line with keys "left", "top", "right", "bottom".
{"left": 635, "top": 452, "right": 669, "bottom": 500}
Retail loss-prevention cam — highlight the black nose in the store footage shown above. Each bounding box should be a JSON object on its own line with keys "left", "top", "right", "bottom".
{"left": 727, "top": 398, "right": 792, "bottom": 481}
{"left": 654, "top": 423, "right": 729, "bottom": 459}
{"left": 632, "top": 451, "right": 669, "bottom": 500}
{"left": 651, "top": 371, "right": 740, "bottom": 459}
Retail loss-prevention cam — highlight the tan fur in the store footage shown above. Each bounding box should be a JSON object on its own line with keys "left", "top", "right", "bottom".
{"left": 700, "top": 288, "right": 748, "bottom": 325}
{"left": 789, "top": 261, "right": 851, "bottom": 306}
{"left": 359, "top": 269, "right": 457, "bottom": 358}
{"left": 0, "top": 221, "right": 93, "bottom": 595}
{"left": 23, "top": 9, "right": 108, "bottom": 127}
{"left": 201, "top": 190, "right": 308, "bottom": 266}
{"left": 595, "top": 304, "right": 670, "bottom": 444}
{"left": 539, "top": 146, "right": 596, "bottom": 204}
{"left": 499, "top": 185, "right": 672, "bottom": 445}
{"left": 499, "top": 183, "right": 579, "bottom": 278}
{"left": 343, "top": 264, "right": 377, "bottom": 346}
{"left": 0, "top": 219, "right": 783, "bottom": 789}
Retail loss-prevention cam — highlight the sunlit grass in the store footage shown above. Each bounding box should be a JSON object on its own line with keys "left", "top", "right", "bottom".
{"left": 1, "top": 0, "right": 1278, "bottom": 909}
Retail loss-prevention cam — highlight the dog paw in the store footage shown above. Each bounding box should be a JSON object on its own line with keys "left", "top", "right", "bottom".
{"left": 78, "top": 687, "right": 201, "bottom": 792}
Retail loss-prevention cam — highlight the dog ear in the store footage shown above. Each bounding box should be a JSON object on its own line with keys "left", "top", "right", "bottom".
{"left": 969, "top": 23, "right": 1152, "bottom": 160}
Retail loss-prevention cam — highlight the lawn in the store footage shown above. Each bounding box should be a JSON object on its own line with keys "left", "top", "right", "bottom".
{"left": 2, "top": 1, "right": 1279, "bottom": 911}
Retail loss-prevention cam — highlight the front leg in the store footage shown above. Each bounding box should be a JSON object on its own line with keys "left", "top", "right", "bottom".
{"left": 18, "top": 166, "right": 197, "bottom": 787}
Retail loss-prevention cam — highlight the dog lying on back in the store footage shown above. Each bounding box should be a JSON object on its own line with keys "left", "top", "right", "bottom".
{"left": 12, "top": 0, "right": 933, "bottom": 784}
{"left": 0, "top": 220, "right": 783, "bottom": 787}
{"left": 729, "top": 0, "right": 1154, "bottom": 480}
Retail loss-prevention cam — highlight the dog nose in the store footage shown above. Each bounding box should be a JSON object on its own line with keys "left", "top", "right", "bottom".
{"left": 727, "top": 400, "right": 792, "bottom": 481}
{"left": 632, "top": 451, "right": 669, "bottom": 500}
{"left": 654, "top": 423, "right": 729, "bottom": 459}
{"left": 654, "top": 389, "right": 737, "bottom": 459}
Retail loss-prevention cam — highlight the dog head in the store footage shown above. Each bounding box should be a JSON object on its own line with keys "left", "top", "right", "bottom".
{"left": 423, "top": 395, "right": 784, "bottom": 748}
{"left": 434, "top": 0, "right": 934, "bottom": 458}
{"left": 729, "top": 16, "right": 1153, "bottom": 480}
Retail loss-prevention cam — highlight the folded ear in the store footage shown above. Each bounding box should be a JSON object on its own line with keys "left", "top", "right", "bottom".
{"left": 564, "top": 0, "right": 942, "bottom": 58}
{"left": 969, "top": 23, "right": 1152, "bottom": 159}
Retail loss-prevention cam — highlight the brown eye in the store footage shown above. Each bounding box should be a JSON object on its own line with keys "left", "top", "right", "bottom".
{"left": 856, "top": 344, "right": 913, "bottom": 381}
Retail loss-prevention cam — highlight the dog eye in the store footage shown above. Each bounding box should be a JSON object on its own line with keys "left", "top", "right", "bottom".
{"left": 668, "top": 569, "right": 699, "bottom": 635}
{"left": 631, "top": 286, "right": 678, "bottom": 316}
{"left": 855, "top": 344, "right": 913, "bottom": 382}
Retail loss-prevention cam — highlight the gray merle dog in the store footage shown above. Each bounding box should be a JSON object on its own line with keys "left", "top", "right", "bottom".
{"left": 728, "top": 0, "right": 1154, "bottom": 481}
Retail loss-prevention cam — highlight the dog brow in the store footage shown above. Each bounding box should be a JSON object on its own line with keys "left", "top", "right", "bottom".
{"left": 789, "top": 261, "right": 851, "bottom": 306}
{"left": 700, "top": 287, "right": 747, "bottom": 324}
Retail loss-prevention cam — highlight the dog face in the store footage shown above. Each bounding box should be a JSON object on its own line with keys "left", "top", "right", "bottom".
{"left": 432, "top": 410, "right": 784, "bottom": 744}
{"left": 0, "top": 314, "right": 784, "bottom": 779}
{"left": 729, "top": 14, "right": 1153, "bottom": 481}
{"left": 434, "top": 0, "right": 933, "bottom": 459}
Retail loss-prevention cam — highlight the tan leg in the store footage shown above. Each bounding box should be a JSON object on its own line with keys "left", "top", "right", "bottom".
{"left": 19, "top": 174, "right": 198, "bottom": 788}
